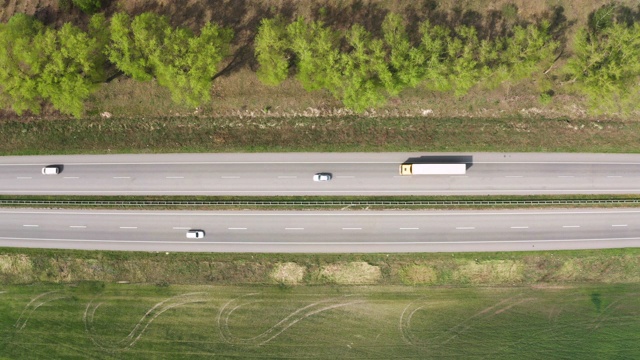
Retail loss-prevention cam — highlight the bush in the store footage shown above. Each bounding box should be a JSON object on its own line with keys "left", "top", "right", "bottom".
{"left": 72, "top": 0, "right": 102, "bottom": 14}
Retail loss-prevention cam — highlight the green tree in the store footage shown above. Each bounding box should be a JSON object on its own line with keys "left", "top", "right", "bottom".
{"left": 107, "top": 12, "right": 163, "bottom": 81}
{"left": 381, "top": 13, "right": 428, "bottom": 94}
{"left": 0, "top": 13, "right": 44, "bottom": 115}
{"left": 35, "top": 18, "right": 107, "bottom": 117}
{"left": 0, "top": 13, "right": 107, "bottom": 117}
{"left": 254, "top": 16, "right": 290, "bottom": 86}
{"left": 107, "top": 12, "right": 233, "bottom": 107}
{"left": 72, "top": 0, "right": 102, "bottom": 14}
{"left": 565, "top": 22, "right": 640, "bottom": 108}
{"left": 286, "top": 17, "right": 341, "bottom": 92}
{"left": 153, "top": 22, "right": 233, "bottom": 107}
{"left": 339, "top": 24, "right": 389, "bottom": 111}
{"left": 488, "top": 21, "right": 558, "bottom": 88}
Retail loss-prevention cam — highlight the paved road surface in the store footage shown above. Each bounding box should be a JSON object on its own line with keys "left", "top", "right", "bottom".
{"left": 2, "top": 208, "right": 639, "bottom": 252}
{"left": 1, "top": 152, "right": 640, "bottom": 195}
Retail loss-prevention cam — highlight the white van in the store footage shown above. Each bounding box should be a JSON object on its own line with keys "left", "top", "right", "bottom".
{"left": 186, "top": 230, "right": 205, "bottom": 239}
{"left": 42, "top": 166, "right": 60, "bottom": 175}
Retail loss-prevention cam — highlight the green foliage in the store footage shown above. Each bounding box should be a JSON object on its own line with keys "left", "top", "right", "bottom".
{"left": 565, "top": 22, "right": 640, "bottom": 110}
{"left": 487, "top": 21, "right": 559, "bottom": 88}
{"left": 381, "top": 13, "right": 428, "bottom": 93}
{"left": 0, "top": 13, "right": 44, "bottom": 115}
{"left": 107, "top": 12, "right": 233, "bottom": 107}
{"left": 501, "top": 3, "right": 519, "bottom": 22}
{"left": 107, "top": 12, "right": 161, "bottom": 81}
{"left": 339, "top": 24, "right": 388, "bottom": 111}
{"left": 256, "top": 13, "right": 561, "bottom": 111}
{"left": 254, "top": 17, "right": 290, "bottom": 86}
{"left": 0, "top": 13, "right": 107, "bottom": 117}
{"left": 72, "top": 0, "right": 102, "bottom": 14}
{"left": 419, "top": 23, "right": 492, "bottom": 96}
{"left": 588, "top": 4, "right": 616, "bottom": 34}
{"left": 286, "top": 18, "right": 341, "bottom": 92}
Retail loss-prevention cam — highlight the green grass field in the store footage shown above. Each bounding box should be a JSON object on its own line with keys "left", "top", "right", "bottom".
{"left": 0, "top": 283, "right": 639, "bottom": 359}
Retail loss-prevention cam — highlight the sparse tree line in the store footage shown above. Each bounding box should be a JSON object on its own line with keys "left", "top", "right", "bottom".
{"left": 0, "top": 5, "right": 639, "bottom": 118}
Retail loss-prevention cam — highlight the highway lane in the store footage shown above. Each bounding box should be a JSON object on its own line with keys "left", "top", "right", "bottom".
{"left": 1, "top": 208, "right": 639, "bottom": 252}
{"left": 0, "top": 152, "right": 640, "bottom": 195}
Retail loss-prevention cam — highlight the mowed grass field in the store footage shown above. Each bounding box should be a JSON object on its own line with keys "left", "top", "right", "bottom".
{"left": 0, "top": 283, "right": 639, "bottom": 359}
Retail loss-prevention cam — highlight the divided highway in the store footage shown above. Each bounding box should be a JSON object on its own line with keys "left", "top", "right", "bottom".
{"left": 1, "top": 208, "right": 639, "bottom": 253}
{"left": 1, "top": 152, "right": 640, "bottom": 195}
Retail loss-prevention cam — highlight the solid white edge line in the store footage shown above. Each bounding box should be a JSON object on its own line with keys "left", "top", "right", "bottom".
{"left": 3, "top": 236, "right": 640, "bottom": 245}
{"left": 5, "top": 189, "right": 640, "bottom": 194}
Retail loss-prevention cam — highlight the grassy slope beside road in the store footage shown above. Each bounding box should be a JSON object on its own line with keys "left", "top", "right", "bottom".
{"left": 2, "top": 116, "right": 640, "bottom": 155}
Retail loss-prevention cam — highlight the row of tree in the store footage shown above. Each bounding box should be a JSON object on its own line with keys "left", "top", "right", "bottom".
{"left": 0, "top": 12, "right": 232, "bottom": 117}
{"left": 255, "top": 14, "right": 559, "bottom": 111}
{"left": 0, "top": 9, "right": 639, "bottom": 117}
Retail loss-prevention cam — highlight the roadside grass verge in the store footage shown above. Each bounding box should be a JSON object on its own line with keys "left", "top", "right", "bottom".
{"left": 1, "top": 116, "right": 640, "bottom": 155}
{"left": 2, "top": 247, "right": 640, "bottom": 286}
{"left": 0, "top": 283, "right": 639, "bottom": 358}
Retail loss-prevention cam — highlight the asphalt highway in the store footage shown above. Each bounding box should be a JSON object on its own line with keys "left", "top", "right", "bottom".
{"left": 1, "top": 152, "right": 640, "bottom": 195}
{"left": 1, "top": 208, "right": 639, "bottom": 252}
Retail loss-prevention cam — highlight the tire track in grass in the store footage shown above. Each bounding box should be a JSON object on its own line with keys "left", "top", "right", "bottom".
{"left": 400, "top": 295, "right": 531, "bottom": 347}
{"left": 84, "top": 292, "right": 206, "bottom": 350}
{"left": 15, "top": 291, "right": 70, "bottom": 331}
{"left": 218, "top": 293, "right": 363, "bottom": 346}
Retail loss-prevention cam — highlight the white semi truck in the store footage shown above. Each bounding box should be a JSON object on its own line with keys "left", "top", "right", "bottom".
{"left": 399, "top": 163, "right": 466, "bottom": 175}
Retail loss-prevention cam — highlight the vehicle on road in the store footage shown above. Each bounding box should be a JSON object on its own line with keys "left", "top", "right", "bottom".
{"left": 42, "top": 166, "right": 60, "bottom": 175}
{"left": 399, "top": 163, "right": 466, "bottom": 175}
{"left": 313, "top": 173, "right": 332, "bottom": 181}
{"left": 186, "top": 230, "right": 205, "bottom": 239}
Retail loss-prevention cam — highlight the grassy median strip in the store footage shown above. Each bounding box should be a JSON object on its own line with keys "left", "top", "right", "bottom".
{"left": 1, "top": 194, "right": 640, "bottom": 210}
{"left": 2, "top": 116, "right": 640, "bottom": 155}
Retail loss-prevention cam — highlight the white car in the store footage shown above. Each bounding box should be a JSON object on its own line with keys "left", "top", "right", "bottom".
{"left": 313, "top": 173, "right": 332, "bottom": 181}
{"left": 186, "top": 230, "right": 205, "bottom": 239}
{"left": 42, "top": 166, "right": 60, "bottom": 175}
